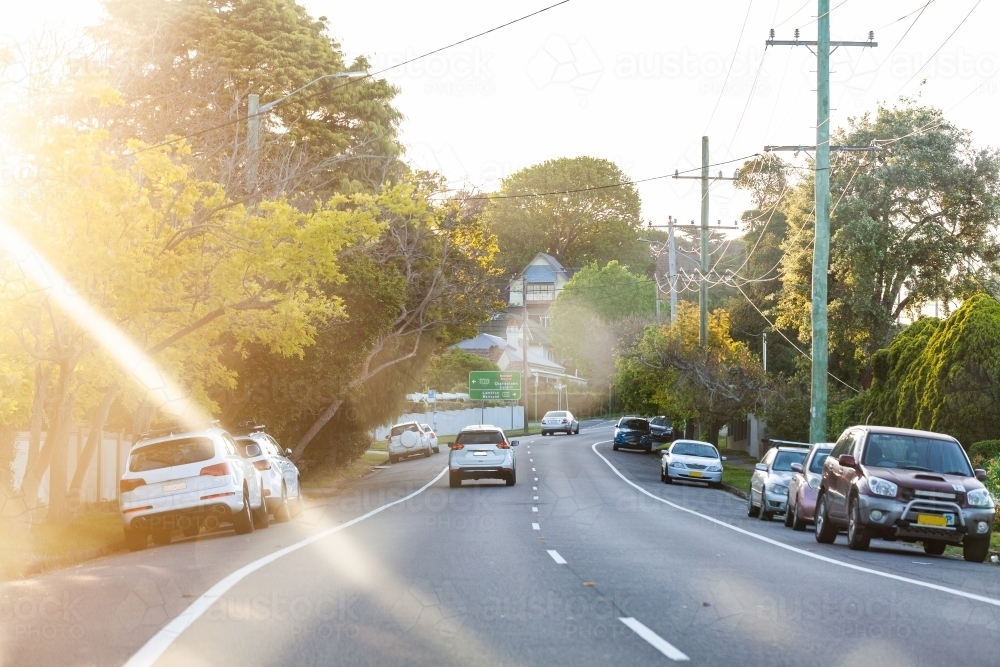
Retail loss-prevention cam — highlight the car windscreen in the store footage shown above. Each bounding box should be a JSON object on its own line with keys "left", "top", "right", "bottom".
{"left": 808, "top": 449, "right": 832, "bottom": 474}
{"left": 544, "top": 411, "right": 567, "bottom": 418}
{"left": 619, "top": 419, "right": 649, "bottom": 431}
{"left": 671, "top": 442, "right": 717, "bottom": 458}
{"left": 390, "top": 424, "right": 418, "bottom": 437}
{"left": 862, "top": 434, "right": 972, "bottom": 476}
{"left": 456, "top": 431, "right": 504, "bottom": 445}
{"left": 129, "top": 437, "right": 215, "bottom": 472}
{"left": 772, "top": 450, "right": 807, "bottom": 472}
{"left": 420, "top": 425, "right": 432, "bottom": 431}
{"left": 234, "top": 437, "right": 263, "bottom": 458}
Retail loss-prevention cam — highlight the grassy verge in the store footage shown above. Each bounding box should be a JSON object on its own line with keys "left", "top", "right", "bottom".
{"left": 0, "top": 506, "right": 125, "bottom": 582}
{"left": 300, "top": 454, "right": 392, "bottom": 493}
{"left": 722, "top": 466, "right": 753, "bottom": 493}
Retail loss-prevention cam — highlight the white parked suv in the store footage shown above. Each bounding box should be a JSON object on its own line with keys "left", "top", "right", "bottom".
{"left": 234, "top": 426, "right": 304, "bottom": 522}
{"left": 119, "top": 426, "right": 267, "bottom": 550}
{"left": 387, "top": 421, "right": 433, "bottom": 463}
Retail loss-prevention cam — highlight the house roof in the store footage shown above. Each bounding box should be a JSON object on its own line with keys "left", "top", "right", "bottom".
{"left": 454, "top": 332, "right": 507, "bottom": 351}
{"left": 524, "top": 264, "right": 561, "bottom": 284}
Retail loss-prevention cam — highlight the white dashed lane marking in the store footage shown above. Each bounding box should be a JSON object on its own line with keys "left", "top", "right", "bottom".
{"left": 619, "top": 618, "right": 689, "bottom": 661}
{"left": 547, "top": 550, "right": 567, "bottom": 565}
{"left": 532, "top": 506, "right": 538, "bottom": 513}
{"left": 532, "top": 523, "right": 540, "bottom": 530}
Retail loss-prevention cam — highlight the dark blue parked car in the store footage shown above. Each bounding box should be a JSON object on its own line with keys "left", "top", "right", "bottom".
{"left": 613, "top": 417, "right": 653, "bottom": 452}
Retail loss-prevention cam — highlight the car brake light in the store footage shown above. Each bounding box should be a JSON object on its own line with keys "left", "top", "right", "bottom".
{"left": 450, "top": 443, "right": 464, "bottom": 450}
{"left": 200, "top": 462, "right": 231, "bottom": 476}
{"left": 253, "top": 459, "right": 271, "bottom": 471}
{"left": 496, "top": 442, "right": 510, "bottom": 449}
{"left": 120, "top": 478, "right": 146, "bottom": 493}
{"left": 562, "top": 419, "right": 568, "bottom": 424}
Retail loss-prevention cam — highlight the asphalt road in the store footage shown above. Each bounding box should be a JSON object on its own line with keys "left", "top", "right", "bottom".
{"left": 2, "top": 422, "right": 999, "bottom": 667}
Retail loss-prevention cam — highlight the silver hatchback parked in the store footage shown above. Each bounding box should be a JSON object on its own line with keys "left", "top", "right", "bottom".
{"left": 448, "top": 425, "right": 519, "bottom": 487}
{"left": 748, "top": 446, "right": 809, "bottom": 521}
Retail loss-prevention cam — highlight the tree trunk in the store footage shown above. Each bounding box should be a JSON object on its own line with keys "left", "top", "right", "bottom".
{"left": 25, "top": 362, "right": 49, "bottom": 474}
{"left": 18, "top": 360, "right": 72, "bottom": 519}
{"left": 67, "top": 383, "right": 119, "bottom": 507}
{"left": 46, "top": 393, "right": 75, "bottom": 523}
{"left": 291, "top": 397, "right": 343, "bottom": 461}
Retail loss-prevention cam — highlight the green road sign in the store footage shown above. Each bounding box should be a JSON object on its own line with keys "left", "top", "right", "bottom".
{"left": 469, "top": 371, "right": 522, "bottom": 401}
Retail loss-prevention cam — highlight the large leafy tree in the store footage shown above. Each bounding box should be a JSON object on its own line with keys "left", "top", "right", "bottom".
{"left": 483, "top": 157, "right": 648, "bottom": 276}
{"left": 776, "top": 102, "right": 1000, "bottom": 385}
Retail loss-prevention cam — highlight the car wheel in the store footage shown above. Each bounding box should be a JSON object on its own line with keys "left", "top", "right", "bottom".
{"left": 962, "top": 537, "right": 990, "bottom": 563}
{"left": 291, "top": 481, "right": 304, "bottom": 518}
{"left": 574, "top": 426, "right": 580, "bottom": 434}
{"left": 784, "top": 504, "right": 795, "bottom": 528}
{"left": 660, "top": 467, "right": 665, "bottom": 482}
{"left": 760, "top": 505, "right": 772, "bottom": 521}
{"left": 506, "top": 470, "right": 516, "bottom": 486}
{"left": 274, "top": 485, "right": 291, "bottom": 523}
{"left": 923, "top": 540, "right": 946, "bottom": 556}
{"left": 434, "top": 446, "right": 440, "bottom": 454}
{"left": 814, "top": 494, "right": 837, "bottom": 544}
{"left": 389, "top": 454, "right": 398, "bottom": 464}
{"left": 747, "top": 491, "right": 760, "bottom": 518}
{"left": 449, "top": 475, "right": 461, "bottom": 489}
{"left": 846, "top": 498, "right": 870, "bottom": 551}
{"left": 252, "top": 499, "right": 270, "bottom": 529}
{"left": 663, "top": 470, "right": 673, "bottom": 484}
{"left": 424, "top": 446, "right": 432, "bottom": 458}
{"left": 791, "top": 502, "right": 807, "bottom": 531}
{"left": 541, "top": 431, "right": 547, "bottom": 437}
{"left": 613, "top": 444, "right": 619, "bottom": 451}
{"left": 124, "top": 528, "right": 147, "bottom": 551}
{"left": 151, "top": 529, "right": 172, "bottom": 546}
{"left": 232, "top": 486, "right": 255, "bottom": 535}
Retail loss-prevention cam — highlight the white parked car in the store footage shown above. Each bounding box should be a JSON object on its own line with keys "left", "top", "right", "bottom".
{"left": 420, "top": 424, "right": 440, "bottom": 454}
{"left": 388, "top": 421, "right": 433, "bottom": 463}
{"left": 234, "top": 426, "right": 304, "bottom": 522}
{"left": 661, "top": 439, "right": 725, "bottom": 487}
{"left": 119, "top": 426, "right": 267, "bottom": 551}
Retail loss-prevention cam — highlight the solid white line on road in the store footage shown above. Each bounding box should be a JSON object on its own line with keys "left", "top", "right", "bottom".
{"left": 591, "top": 442, "right": 1000, "bottom": 609}
{"left": 532, "top": 522, "right": 540, "bottom": 530}
{"left": 619, "top": 618, "right": 689, "bottom": 661}
{"left": 123, "top": 466, "right": 450, "bottom": 667}
{"left": 547, "top": 550, "right": 567, "bottom": 564}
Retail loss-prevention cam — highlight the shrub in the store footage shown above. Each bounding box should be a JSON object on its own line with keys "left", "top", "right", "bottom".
{"left": 969, "top": 440, "right": 1000, "bottom": 469}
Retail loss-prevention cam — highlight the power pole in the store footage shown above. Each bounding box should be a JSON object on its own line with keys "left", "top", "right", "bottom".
{"left": 762, "top": 332, "right": 767, "bottom": 373}
{"left": 668, "top": 216, "right": 678, "bottom": 324}
{"left": 522, "top": 276, "right": 530, "bottom": 434}
{"left": 673, "top": 146, "right": 736, "bottom": 347}
{"left": 247, "top": 93, "right": 261, "bottom": 190}
{"left": 766, "top": 8, "right": 877, "bottom": 442}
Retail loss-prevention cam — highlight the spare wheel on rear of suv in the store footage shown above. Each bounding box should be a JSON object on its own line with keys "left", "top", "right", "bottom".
{"left": 400, "top": 430, "right": 419, "bottom": 448}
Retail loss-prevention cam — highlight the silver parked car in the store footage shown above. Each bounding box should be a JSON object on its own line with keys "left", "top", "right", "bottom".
{"left": 119, "top": 426, "right": 267, "bottom": 550}
{"left": 234, "top": 426, "right": 304, "bottom": 522}
{"left": 748, "top": 446, "right": 809, "bottom": 521}
{"left": 448, "top": 425, "right": 519, "bottom": 487}
{"left": 660, "top": 439, "right": 725, "bottom": 487}
{"left": 388, "top": 421, "right": 433, "bottom": 463}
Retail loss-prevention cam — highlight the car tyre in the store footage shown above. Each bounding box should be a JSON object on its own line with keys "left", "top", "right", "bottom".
{"left": 791, "top": 502, "right": 808, "bottom": 531}
{"left": 814, "top": 494, "right": 837, "bottom": 544}
{"left": 663, "top": 470, "right": 673, "bottom": 484}
{"left": 449, "top": 475, "right": 461, "bottom": 489}
{"left": 506, "top": 470, "right": 516, "bottom": 486}
{"left": 424, "top": 446, "right": 432, "bottom": 458}
{"left": 389, "top": 454, "right": 398, "bottom": 464}
{"left": 962, "top": 537, "right": 990, "bottom": 563}
{"left": 613, "top": 444, "right": 619, "bottom": 451}
{"left": 784, "top": 503, "right": 795, "bottom": 528}
{"left": 760, "top": 505, "right": 773, "bottom": 521}
{"left": 846, "top": 498, "right": 870, "bottom": 551}
{"left": 124, "top": 528, "right": 147, "bottom": 551}
{"left": 433, "top": 445, "right": 440, "bottom": 454}
{"left": 151, "top": 529, "right": 172, "bottom": 546}
{"left": 747, "top": 491, "right": 760, "bottom": 518}
{"left": 923, "top": 540, "right": 946, "bottom": 556}
{"left": 574, "top": 426, "right": 580, "bottom": 434}
{"left": 660, "top": 467, "right": 665, "bottom": 482}
{"left": 252, "top": 499, "right": 270, "bottom": 529}
{"left": 232, "top": 487, "right": 255, "bottom": 535}
{"left": 274, "top": 485, "right": 291, "bottom": 523}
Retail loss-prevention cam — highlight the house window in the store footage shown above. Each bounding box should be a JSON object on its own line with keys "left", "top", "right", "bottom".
{"left": 526, "top": 283, "right": 555, "bottom": 301}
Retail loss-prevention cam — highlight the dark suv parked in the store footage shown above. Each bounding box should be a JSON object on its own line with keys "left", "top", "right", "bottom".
{"left": 613, "top": 417, "right": 652, "bottom": 452}
{"left": 814, "top": 425, "right": 995, "bottom": 562}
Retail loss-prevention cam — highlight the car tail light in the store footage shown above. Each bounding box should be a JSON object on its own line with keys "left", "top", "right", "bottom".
{"left": 201, "top": 491, "right": 236, "bottom": 500}
{"left": 200, "top": 462, "right": 231, "bottom": 477}
{"left": 253, "top": 459, "right": 271, "bottom": 471}
{"left": 561, "top": 419, "right": 568, "bottom": 424}
{"left": 122, "top": 505, "right": 153, "bottom": 514}
{"left": 450, "top": 443, "right": 464, "bottom": 450}
{"left": 496, "top": 442, "right": 510, "bottom": 449}
{"left": 429, "top": 432, "right": 435, "bottom": 437}
{"left": 120, "top": 478, "right": 146, "bottom": 493}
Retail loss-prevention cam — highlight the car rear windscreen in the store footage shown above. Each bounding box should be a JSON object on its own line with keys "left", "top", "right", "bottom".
{"left": 862, "top": 434, "right": 972, "bottom": 476}
{"left": 773, "top": 450, "right": 807, "bottom": 471}
{"left": 544, "top": 411, "right": 567, "bottom": 418}
{"left": 809, "top": 449, "right": 832, "bottom": 474}
{"left": 390, "top": 424, "right": 418, "bottom": 437}
{"left": 620, "top": 419, "right": 649, "bottom": 431}
{"left": 129, "top": 437, "right": 215, "bottom": 472}
{"left": 456, "top": 431, "right": 504, "bottom": 445}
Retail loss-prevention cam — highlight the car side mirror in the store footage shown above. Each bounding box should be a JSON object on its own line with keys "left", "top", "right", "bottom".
{"left": 285, "top": 448, "right": 293, "bottom": 457}
{"left": 975, "top": 469, "right": 988, "bottom": 481}
{"left": 838, "top": 454, "right": 857, "bottom": 468}
{"left": 754, "top": 463, "right": 767, "bottom": 472}
{"left": 790, "top": 462, "right": 803, "bottom": 473}
{"left": 510, "top": 440, "right": 520, "bottom": 447}
{"left": 244, "top": 443, "right": 262, "bottom": 458}
{"left": 721, "top": 456, "right": 727, "bottom": 461}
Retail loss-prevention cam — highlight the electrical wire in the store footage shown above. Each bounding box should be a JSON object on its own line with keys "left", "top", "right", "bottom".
{"left": 896, "top": 0, "right": 983, "bottom": 94}
{"left": 126, "top": 0, "right": 572, "bottom": 156}
{"left": 795, "top": 0, "right": 851, "bottom": 29}
{"left": 704, "top": 0, "right": 755, "bottom": 134}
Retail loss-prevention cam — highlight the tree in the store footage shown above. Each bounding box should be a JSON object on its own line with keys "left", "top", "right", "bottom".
{"left": 551, "top": 261, "right": 654, "bottom": 384}
{"left": 483, "top": 157, "right": 649, "bottom": 276}
{"left": 425, "top": 349, "right": 498, "bottom": 394}
{"left": 776, "top": 102, "right": 1000, "bottom": 385}
{"left": 615, "top": 302, "right": 769, "bottom": 445}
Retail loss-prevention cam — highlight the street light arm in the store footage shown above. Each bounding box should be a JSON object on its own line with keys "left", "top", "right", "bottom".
{"left": 258, "top": 71, "right": 368, "bottom": 113}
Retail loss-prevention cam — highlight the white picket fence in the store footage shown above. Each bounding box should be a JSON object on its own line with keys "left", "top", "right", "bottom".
{"left": 12, "top": 429, "right": 131, "bottom": 505}
{"left": 372, "top": 406, "right": 525, "bottom": 441}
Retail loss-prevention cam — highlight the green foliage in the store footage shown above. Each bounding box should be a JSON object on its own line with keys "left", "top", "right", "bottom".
{"left": 969, "top": 440, "right": 1000, "bottom": 470}
{"left": 866, "top": 317, "right": 940, "bottom": 428}
{"left": 985, "top": 459, "right": 1000, "bottom": 502}
{"left": 484, "top": 157, "right": 648, "bottom": 276}
{"left": 551, "top": 261, "right": 654, "bottom": 382}
{"left": 828, "top": 391, "right": 866, "bottom": 440}
{"left": 425, "top": 349, "right": 498, "bottom": 393}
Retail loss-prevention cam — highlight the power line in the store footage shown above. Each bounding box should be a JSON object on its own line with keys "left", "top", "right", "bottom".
{"left": 896, "top": 0, "right": 982, "bottom": 94}
{"left": 704, "top": 0, "right": 755, "bottom": 134}
{"left": 127, "top": 0, "right": 572, "bottom": 156}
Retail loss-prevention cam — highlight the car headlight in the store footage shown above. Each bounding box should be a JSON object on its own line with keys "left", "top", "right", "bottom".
{"left": 669, "top": 461, "right": 686, "bottom": 469}
{"left": 707, "top": 464, "right": 722, "bottom": 472}
{"left": 867, "top": 476, "right": 898, "bottom": 498}
{"left": 770, "top": 484, "right": 788, "bottom": 496}
{"left": 807, "top": 475, "right": 820, "bottom": 490}
{"left": 967, "top": 488, "right": 994, "bottom": 508}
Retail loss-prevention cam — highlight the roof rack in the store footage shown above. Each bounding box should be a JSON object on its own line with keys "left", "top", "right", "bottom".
{"left": 137, "top": 420, "right": 220, "bottom": 441}
{"left": 231, "top": 421, "right": 267, "bottom": 436}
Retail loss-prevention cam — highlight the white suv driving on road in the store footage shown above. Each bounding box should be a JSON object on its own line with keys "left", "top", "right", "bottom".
{"left": 449, "top": 425, "right": 519, "bottom": 487}
{"left": 119, "top": 426, "right": 267, "bottom": 550}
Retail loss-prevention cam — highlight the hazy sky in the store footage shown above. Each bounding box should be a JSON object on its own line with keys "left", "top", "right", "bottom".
{"left": 6, "top": 0, "right": 998, "bottom": 229}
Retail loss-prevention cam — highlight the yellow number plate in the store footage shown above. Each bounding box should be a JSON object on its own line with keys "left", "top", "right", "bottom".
{"left": 688, "top": 471, "right": 703, "bottom": 478}
{"left": 916, "top": 514, "right": 947, "bottom": 527}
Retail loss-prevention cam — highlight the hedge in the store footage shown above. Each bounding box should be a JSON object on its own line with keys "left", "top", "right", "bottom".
{"left": 969, "top": 439, "right": 1000, "bottom": 469}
